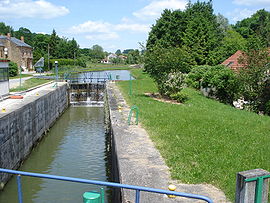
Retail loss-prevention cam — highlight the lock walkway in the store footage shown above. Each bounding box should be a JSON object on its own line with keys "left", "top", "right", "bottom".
{"left": 106, "top": 82, "right": 230, "bottom": 203}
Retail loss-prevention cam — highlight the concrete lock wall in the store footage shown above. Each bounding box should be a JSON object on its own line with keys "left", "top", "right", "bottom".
{"left": 0, "top": 84, "right": 68, "bottom": 188}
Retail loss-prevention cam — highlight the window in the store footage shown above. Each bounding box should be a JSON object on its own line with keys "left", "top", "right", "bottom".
{"left": 0, "top": 68, "right": 8, "bottom": 82}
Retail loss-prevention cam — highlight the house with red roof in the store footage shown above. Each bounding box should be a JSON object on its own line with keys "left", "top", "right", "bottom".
{"left": 221, "top": 50, "right": 245, "bottom": 72}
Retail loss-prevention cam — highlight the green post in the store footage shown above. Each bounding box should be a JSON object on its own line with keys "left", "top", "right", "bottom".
{"left": 129, "top": 74, "right": 132, "bottom": 96}
{"left": 83, "top": 191, "right": 101, "bottom": 203}
{"left": 128, "top": 105, "right": 139, "bottom": 125}
{"left": 100, "top": 188, "right": 105, "bottom": 203}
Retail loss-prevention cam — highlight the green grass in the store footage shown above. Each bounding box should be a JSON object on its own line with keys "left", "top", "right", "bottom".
{"left": 10, "top": 74, "right": 33, "bottom": 79}
{"left": 10, "top": 78, "right": 52, "bottom": 92}
{"left": 118, "top": 69, "right": 270, "bottom": 201}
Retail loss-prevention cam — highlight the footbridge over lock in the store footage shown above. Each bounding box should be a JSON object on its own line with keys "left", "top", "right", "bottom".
{"left": 67, "top": 75, "right": 108, "bottom": 106}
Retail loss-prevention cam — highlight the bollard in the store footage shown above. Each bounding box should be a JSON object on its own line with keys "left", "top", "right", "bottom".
{"left": 83, "top": 191, "right": 101, "bottom": 203}
{"left": 235, "top": 169, "right": 270, "bottom": 203}
{"left": 168, "top": 185, "right": 176, "bottom": 198}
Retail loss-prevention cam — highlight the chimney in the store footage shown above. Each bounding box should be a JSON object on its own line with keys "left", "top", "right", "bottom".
{"left": 21, "top": 36, "right": 24, "bottom": 42}
{"left": 7, "top": 33, "right": 11, "bottom": 39}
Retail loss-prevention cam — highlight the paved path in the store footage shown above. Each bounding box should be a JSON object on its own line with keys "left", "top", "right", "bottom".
{"left": 9, "top": 76, "right": 32, "bottom": 89}
{"left": 107, "top": 82, "right": 230, "bottom": 203}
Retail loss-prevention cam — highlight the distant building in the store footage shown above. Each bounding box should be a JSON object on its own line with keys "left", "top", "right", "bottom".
{"left": 0, "top": 33, "right": 33, "bottom": 71}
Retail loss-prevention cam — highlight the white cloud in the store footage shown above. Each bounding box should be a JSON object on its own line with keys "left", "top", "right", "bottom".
{"left": 69, "top": 20, "right": 111, "bottom": 34}
{"left": 233, "top": 0, "right": 270, "bottom": 6}
{"left": 86, "top": 32, "right": 119, "bottom": 41}
{"left": 0, "top": 0, "right": 69, "bottom": 19}
{"left": 133, "top": 0, "right": 187, "bottom": 20}
{"left": 227, "top": 8, "right": 256, "bottom": 22}
{"left": 68, "top": 20, "right": 150, "bottom": 42}
{"left": 115, "top": 23, "right": 150, "bottom": 33}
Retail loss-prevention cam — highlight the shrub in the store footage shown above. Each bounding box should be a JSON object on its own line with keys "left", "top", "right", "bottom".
{"left": 186, "top": 65, "right": 240, "bottom": 104}
{"left": 185, "top": 66, "right": 212, "bottom": 89}
{"left": 144, "top": 46, "right": 195, "bottom": 84}
{"left": 8, "top": 61, "right": 18, "bottom": 77}
{"left": 49, "top": 58, "right": 86, "bottom": 69}
{"left": 170, "top": 92, "right": 189, "bottom": 103}
{"left": 158, "top": 71, "right": 186, "bottom": 96}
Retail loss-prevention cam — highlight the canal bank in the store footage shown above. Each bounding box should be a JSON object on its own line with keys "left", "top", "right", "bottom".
{"left": 0, "top": 82, "right": 68, "bottom": 188}
{"left": 105, "top": 82, "right": 229, "bottom": 203}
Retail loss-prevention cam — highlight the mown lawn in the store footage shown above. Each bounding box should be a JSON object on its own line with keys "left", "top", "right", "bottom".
{"left": 10, "top": 78, "right": 52, "bottom": 92}
{"left": 118, "top": 69, "right": 270, "bottom": 201}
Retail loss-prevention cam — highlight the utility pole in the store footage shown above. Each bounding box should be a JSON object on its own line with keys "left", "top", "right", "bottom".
{"left": 47, "top": 44, "right": 50, "bottom": 71}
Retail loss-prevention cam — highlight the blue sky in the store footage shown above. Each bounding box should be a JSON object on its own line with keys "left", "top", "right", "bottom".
{"left": 0, "top": 0, "right": 270, "bottom": 53}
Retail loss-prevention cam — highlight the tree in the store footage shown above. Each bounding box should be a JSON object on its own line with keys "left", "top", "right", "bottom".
{"left": 0, "top": 22, "right": 14, "bottom": 35}
{"left": 234, "top": 9, "right": 270, "bottom": 48}
{"left": 238, "top": 48, "right": 270, "bottom": 112}
{"left": 214, "top": 29, "right": 247, "bottom": 63}
{"left": 115, "top": 49, "right": 121, "bottom": 55}
{"left": 89, "top": 45, "right": 105, "bottom": 62}
{"left": 48, "top": 29, "right": 59, "bottom": 58}
{"left": 14, "top": 27, "right": 33, "bottom": 45}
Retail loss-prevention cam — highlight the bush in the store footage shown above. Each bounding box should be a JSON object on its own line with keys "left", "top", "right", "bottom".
{"left": 8, "top": 61, "right": 18, "bottom": 77}
{"left": 170, "top": 92, "right": 189, "bottom": 103}
{"left": 48, "top": 58, "right": 86, "bottom": 70}
{"left": 187, "top": 65, "right": 240, "bottom": 104}
{"left": 185, "top": 66, "right": 212, "bottom": 89}
{"left": 144, "top": 46, "right": 195, "bottom": 84}
{"left": 158, "top": 71, "right": 186, "bottom": 96}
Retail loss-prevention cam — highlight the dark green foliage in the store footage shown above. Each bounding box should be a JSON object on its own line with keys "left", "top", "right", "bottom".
{"left": 49, "top": 58, "right": 86, "bottom": 68}
{"left": 8, "top": 61, "right": 18, "bottom": 77}
{"left": 0, "top": 22, "right": 14, "bottom": 35}
{"left": 185, "top": 65, "right": 212, "bottom": 89}
{"left": 234, "top": 9, "right": 270, "bottom": 48}
{"left": 115, "top": 49, "right": 121, "bottom": 55}
{"left": 144, "top": 46, "right": 194, "bottom": 84}
{"left": 214, "top": 29, "right": 247, "bottom": 64}
{"left": 170, "top": 92, "right": 189, "bottom": 103}
{"left": 146, "top": 1, "right": 222, "bottom": 65}
{"left": 187, "top": 65, "right": 240, "bottom": 104}
{"left": 238, "top": 48, "right": 270, "bottom": 112}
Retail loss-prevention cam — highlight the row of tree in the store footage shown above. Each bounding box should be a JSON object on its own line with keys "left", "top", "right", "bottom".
{"left": 0, "top": 23, "right": 142, "bottom": 68}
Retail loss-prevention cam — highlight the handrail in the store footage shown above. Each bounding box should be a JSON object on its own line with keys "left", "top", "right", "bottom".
{"left": 0, "top": 168, "right": 213, "bottom": 203}
{"left": 245, "top": 174, "right": 270, "bottom": 203}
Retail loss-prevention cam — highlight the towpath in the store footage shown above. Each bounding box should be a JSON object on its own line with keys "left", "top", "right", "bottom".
{"left": 107, "top": 82, "right": 230, "bottom": 203}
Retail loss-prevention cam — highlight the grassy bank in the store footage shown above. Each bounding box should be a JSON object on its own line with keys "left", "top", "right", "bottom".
{"left": 10, "top": 74, "right": 33, "bottom": 79}
{"left": 10, "top": 78, "right": 52, "bottom": 92}
{"left": 117, "top": 69, "right": 270, "bottom": 201}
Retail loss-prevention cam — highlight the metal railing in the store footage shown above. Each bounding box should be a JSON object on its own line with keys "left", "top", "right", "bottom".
{"left": 0, "top": 168, "right": 213, "bottom": 203}
{"left": 245, "top": 174, "right": 270, "bottom": 203}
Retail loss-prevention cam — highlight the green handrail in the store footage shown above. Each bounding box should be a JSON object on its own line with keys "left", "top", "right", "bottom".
{"left": 245, "top": 174, "right": 270, "bottom": 203}
{"left": 128, "top": 105, "right": 139, "bottom": 125}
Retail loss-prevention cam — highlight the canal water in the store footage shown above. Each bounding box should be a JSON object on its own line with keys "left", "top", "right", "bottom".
{"left": 0, "top": 106, "right": 110, "bottom": 202}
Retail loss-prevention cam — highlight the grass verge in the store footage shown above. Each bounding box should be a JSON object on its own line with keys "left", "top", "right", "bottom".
{"left": 117, "top": 69, "right": 270, "bottom": 201}
{"left": 10, "top": 74, "right": 33, "bottom": 79}
{"left": 10, "top": 78, "right": 52, "bottom": 92}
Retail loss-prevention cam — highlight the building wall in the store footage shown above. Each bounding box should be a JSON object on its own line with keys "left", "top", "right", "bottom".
{"left": 0, "top": 37, "right": 33, "bottom": 71}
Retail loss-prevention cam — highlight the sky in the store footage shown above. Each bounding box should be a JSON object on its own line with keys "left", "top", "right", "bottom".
{"left": 0, "top": 0, "right": 270, "bottom": 53}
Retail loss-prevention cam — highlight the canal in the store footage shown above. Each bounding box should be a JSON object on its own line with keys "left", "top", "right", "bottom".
{"left": 0, "top": 106, "right": 110, "bottom": 202}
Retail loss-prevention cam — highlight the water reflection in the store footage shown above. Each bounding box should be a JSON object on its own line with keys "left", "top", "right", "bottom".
{"left": 0, "top": 107, "right": 110, "bottom": 203}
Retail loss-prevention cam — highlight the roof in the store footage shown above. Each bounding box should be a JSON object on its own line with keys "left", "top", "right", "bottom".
{"left": 0, "top": 36, "right": 32, "bottom": 48}
{"left": 221, "top": 50, "right": 245, "bottom": 71}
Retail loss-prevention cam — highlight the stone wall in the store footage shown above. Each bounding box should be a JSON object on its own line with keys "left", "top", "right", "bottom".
{"left": 0, "top": 84, "right": 68, "bottom": 188}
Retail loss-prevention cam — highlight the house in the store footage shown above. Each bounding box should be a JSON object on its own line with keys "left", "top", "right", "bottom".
{"left": 221, "top": 50, "right": 245, "bottom": 71}
{"left": 0, "top": 60, "right": 9, "bottom": 97}
{"left": 101, "top": 53, "right": 118, "bottom": 64}
{"left": 0, "top": 33, "right": 33, "bottom": 71}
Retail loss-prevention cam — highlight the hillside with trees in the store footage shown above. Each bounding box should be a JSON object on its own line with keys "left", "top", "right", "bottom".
{"left": 145, "top": 0, "right": 270, "bottom": 114}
